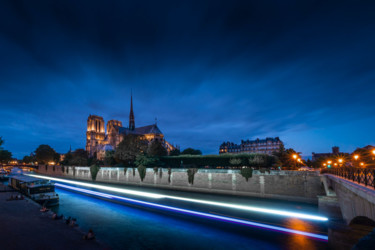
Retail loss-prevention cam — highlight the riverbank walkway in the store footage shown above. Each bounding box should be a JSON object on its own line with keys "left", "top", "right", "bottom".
{"left": 0, "top": 189, "right": 104, "bottom": 250}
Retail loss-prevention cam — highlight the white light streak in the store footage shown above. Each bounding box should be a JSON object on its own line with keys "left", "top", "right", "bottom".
{"left": 28, "top": 174, "right": 328, "bottom": 221}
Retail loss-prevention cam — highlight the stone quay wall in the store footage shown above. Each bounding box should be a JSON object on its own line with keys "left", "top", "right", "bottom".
{"left": 36, "top": 165, "right": 325, "bottom": 203}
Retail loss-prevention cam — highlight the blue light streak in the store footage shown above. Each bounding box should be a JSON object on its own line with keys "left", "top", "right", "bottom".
{"left": 55, "top": 183, "right": 328, "bottom": 241}
{"left": 27, "top": 174, "right": 328, "bottom": 222}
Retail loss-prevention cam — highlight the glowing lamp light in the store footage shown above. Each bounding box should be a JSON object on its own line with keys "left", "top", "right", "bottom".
{"left": 27, "top": 174, "right": 328, "bottom": 222}
{"left": 372, "top": 150, "right": 375, "bottom": 155}
{"left": 323, "top": 163, "right": 326, "bottom": 166}
{"left": 338, "top": 159, "right": 343, "bottom": 163}
{"left": 354, "top": 155, "right": 359, "bottom": 160}
{"left": 360, "top": 162, "right": 364, "bottom": 166}
{"left": 292, "top": 154, "right": 298, "bottom": 159}
{"left": 327, "top": 161, "right": 332, "bottom": 164}
{"left": 54, "top": 183, "right": 329, "bottom": 241}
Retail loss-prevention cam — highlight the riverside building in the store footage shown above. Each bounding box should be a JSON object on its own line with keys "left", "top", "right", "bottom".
{"left": 219, "top": 137, "right": 283, "bottom": 155}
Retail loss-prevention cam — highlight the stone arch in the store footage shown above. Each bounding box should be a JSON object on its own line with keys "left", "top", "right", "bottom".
{"left": 350, "top": 216, "right": 375, "bottom": 228}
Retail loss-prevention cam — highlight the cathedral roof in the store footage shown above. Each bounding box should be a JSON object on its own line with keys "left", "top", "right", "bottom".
{"left": 134, "top": 124, "right": 163, "bottom": 135}
{"left": 119, "top": 124, "right": 163, "bottom": 135}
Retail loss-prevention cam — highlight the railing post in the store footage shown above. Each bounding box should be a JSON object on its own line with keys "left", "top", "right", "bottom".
{"left": 364, "top": 169, "right": 368, "bottom": 186}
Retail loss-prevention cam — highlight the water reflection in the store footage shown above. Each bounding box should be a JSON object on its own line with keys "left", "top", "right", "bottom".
{"left": 52, "top": 187, "right": 328, "bottom": 249}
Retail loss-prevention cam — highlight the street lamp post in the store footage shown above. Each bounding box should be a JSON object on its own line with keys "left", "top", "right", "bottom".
{"left": 353, "top": 155, "right": 359, "bottom": 167}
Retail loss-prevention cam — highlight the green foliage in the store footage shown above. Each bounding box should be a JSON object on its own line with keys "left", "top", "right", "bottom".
{"left": 147, "top": 140, "right": 167, "bottom": 157}
{"left": 137, "top": 165, "right": 146, "bottom": 181}
{"left": 169, "top": 148, "right": 180, "bottom": 156}
{"left": 114, "top": 134, "right": 148, "bottom": 165}
{"left": 135, "top": 154, "right": 160, "bottom": 168}
{"left": 240, "top": 167, "right": 253, "bottom": 181}
{"left": 272, "top": 145, "right": 300, "bottom": 169}
{"left": 161, "top": 153, "right": 277, "bottom": 168}
{"left": 187, "top": 168, "right": 198, "bottom": 184}
{"left": 249, "top": 155, "right": 264, "bottom": 168}
{"left": 0, "top": 150, "right": 12, "bottom": 164}
{"left": 104, "top": 150, "right": 116, "bottom": 166}
{"left": 22, "top": 155, "right": 35, "bottom": 164}
{"left": 90, "top": 165, "right": 100, "bottom": 181}
{"left": 229, "top": 158, "right": 242, "bottom": 166}
{"left": 35, "top": 145, "right": 58, "bottom": 164}
{"left": 181, "top": 148, "right": 202, "bottom": 155}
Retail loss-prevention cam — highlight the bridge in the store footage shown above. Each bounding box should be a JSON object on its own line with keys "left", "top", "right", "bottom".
{"left": 321, "top": 168, "right": 375, "bottom": 249}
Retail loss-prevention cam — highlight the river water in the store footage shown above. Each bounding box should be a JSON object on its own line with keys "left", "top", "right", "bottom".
{"left": 49, "top": 182, "right": 328, "bottom": 250}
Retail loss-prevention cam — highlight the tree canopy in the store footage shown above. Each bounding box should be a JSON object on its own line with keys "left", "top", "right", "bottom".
{"left": 147, "top": 140, "right": 167, "bottom": 157}
{"left": 35, "top": 144, "right": 59, "bottom": 164}
{"left": 181, "top": 148, "right": 202, "bottom": 155}
{"left": 0, "top": 150, "right": 12, "bottom": 164}
{"left": 114, "top": 134, "right": 148, "bottom": 165}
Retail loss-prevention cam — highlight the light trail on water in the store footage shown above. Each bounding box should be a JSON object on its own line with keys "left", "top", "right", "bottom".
{"left": 54, "top": 183, "right": 329, "bottom": 241}
{"left": 28, "top": 174, "right": 328, "bottom": 222}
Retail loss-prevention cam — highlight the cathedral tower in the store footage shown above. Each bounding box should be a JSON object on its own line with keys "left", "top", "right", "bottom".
{"left": 129, "top": 93, "right": 135, "bottom": 130}
{"left": 86, "top": 115, "right": 105, "bottom": 157}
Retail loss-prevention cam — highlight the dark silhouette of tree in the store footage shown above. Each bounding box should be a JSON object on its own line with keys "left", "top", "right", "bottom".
{"left": 114, "top": 134, "right": 148, "bottom": 165}
{"left": 169, "top": 148, "right": 180, "bottom": 156}
{"left": 35, "top": 145, "right": 58, "bottom": 164}
{"left": 0, "top": 150, "right": 12, "bottom": 163}
{"left": 147, "top": 140, "right": 167, "bottom": 157}
{"left": 181, "top": 148, "right": 202, "bottom": 155}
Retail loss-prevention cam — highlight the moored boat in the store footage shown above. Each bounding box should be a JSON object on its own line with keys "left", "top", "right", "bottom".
{"left": 8, "top": 175, "right": 59, "bottom": 206}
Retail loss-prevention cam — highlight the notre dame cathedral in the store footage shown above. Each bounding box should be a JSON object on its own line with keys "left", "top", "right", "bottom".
{"left": 86, "top": 94, "right": 176, "bottom": 159}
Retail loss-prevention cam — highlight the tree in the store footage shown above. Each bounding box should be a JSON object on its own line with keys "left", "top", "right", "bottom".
{"left": 147, "top": 140, "right": 167, "bottom": 157}
{"left": 169, "top": 148, "right": 180, "bottom": 156}
{"left": 272, "top": 145, "right": 300, "bottom": 169}
{"left": 70, "top": 149, "right": 88, "bottom": 166}
{"left": 249, "top": 155, "right": 265, "bottom": 168}
{"left": 35, "top": 145, "right": 57, "bottom": 164}
{"left": 22, "top": 155, "right": 35, "bottom": 164}
{"left": 135, "top": 154, "right": 160, "bottom": 168}
{"left": 181, "top": 148, "right": 202, "bottom": 155}
{"left": 229, "top": 158, "right": 242, "bottom": 167}
{"left": 0, "top": 150, "right": 12, "bottom": 164}
{"left": 114, "top": 134, "right": 148, "bottom": 165}
{"left": 104, "top": 150, "right": 116, "bottom": 166}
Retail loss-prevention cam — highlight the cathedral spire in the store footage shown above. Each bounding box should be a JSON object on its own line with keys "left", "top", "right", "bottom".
{"left": 129, "top": 91, "right": 135, "bottom": 130}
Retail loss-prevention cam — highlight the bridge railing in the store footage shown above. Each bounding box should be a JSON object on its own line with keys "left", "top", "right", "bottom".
{"left": 323, "top": 168, "right": 375, "bottom": 189}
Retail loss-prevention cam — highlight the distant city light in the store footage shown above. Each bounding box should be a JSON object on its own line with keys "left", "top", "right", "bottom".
{"left": 54, "top": 183, "right": 329, "bottom": 241}
{"left": 28, "top": 174, "right": 328, "bottom": 221}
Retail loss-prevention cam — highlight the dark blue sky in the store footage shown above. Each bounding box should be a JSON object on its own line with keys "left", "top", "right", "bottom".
{"left": 1, "top": 0, "right": 375, "bottom": 158}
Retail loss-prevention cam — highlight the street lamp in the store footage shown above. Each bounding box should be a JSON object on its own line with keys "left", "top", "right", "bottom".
{"left": 293, "top": 154, "right": 298, "bottom": 159}
{"left": 354, "top": 155, "right": 359, "bottom": 160}
{"left": 360, "top": 162, "right": 365, "bottom": 167}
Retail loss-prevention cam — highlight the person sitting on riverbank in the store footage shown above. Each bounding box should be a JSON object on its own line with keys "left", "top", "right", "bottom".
{"left": 69, "top": 218, "right": 77, "bottom": 227}
{"left": 40, "top": 206, "right": 49, "bottom": 212}
{"left": 65, "top": 216, "right": 71, "bottom": 225}
{"left": 83, "top": 229, "right": 95, "bottom": 240}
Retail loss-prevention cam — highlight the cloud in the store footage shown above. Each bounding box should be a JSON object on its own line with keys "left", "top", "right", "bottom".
{"left": 0, "top": 0, "right": 375, "bottom": 158}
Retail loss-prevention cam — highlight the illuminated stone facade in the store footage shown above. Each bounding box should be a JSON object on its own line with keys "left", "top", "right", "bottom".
{"left": 219, "top": 137, "right": 283, "bottom": 155}
{"left": 86, "top": 96, "right": 176, "bottom": 159}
